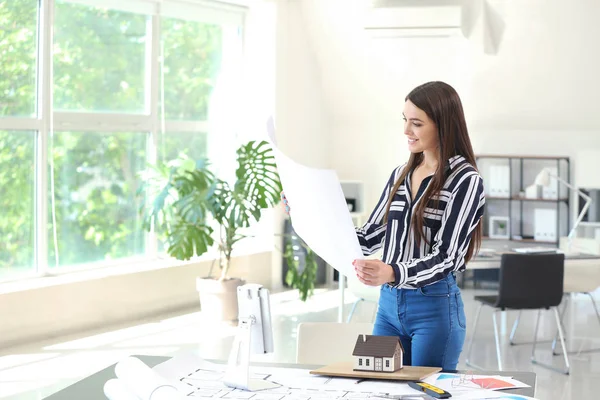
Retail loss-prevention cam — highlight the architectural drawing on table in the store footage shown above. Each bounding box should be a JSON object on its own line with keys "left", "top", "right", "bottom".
{"left": 352, "top": 334, "right": 403, "bottom": 372}
{"left": 177, "top": 366, "right": 409, "bottom": 399}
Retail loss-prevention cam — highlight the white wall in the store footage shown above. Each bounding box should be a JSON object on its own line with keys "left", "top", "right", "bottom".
{"left": 274, "top": 0, "right": 331, "bottom": 169}
{"left": 284, "top": 0, "right": 600, "bottom": 213}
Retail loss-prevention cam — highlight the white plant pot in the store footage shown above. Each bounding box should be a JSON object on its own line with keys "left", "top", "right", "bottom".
{"left": 196, "top": 277, "right": 245, "bottom": 321}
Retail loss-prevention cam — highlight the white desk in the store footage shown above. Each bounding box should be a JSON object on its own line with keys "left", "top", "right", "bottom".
{"left": 42, "top": 355, "right": 537, "bottom": 399}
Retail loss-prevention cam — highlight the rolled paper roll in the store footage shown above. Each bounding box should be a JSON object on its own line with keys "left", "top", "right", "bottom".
{"left": 151, "top": 385, "right": 187, "bottom": 400}
{"left": 115, "top": 357, "right": 181, "bottom": 400}
{"left": 103, "top": 378, "right": 138, "bottom": 400}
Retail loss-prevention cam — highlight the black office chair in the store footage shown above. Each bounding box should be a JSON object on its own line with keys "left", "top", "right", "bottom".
{"left": 465, "top": 253, "right": 570, "bottom": 374}
{"left": 510, "top": 286, "right": 600, "bottom": 356}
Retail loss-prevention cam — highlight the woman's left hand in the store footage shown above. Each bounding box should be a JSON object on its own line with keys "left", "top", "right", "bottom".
{"left": 353, "top": 259, "right": 395, "bottom": 286}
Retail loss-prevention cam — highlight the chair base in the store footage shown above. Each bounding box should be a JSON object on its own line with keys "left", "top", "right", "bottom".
{"left": 510, "top": 293, "right": 600, "bottom": 357}
{"left": 554, "top": 347, "right": 600, "bottom": 356}
{"left": 466, "top": 302, "right": 570, "bottom": 374}
{"left": 531, "top": 308, "right": 570, "bottom": 375}
{"left": 552, "top": 292, "right": 600, "bottom": 356}
{"left": 465, "top": 303, "right": 503, "bottom": 371}
{"left": 531, "top": 359, "right": 570, "bottom": 375}
{"left": 509, "top": 310, "right": 560, "bottom": 346}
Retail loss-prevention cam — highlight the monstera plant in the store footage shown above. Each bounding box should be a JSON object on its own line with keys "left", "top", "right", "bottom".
{"left": 140, "top": 140, "right": 283, "bottom": 320}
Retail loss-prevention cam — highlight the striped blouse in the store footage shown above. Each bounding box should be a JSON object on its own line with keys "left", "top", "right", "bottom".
{"left": 356, "top": 155, "right": 485, "bottom": 289}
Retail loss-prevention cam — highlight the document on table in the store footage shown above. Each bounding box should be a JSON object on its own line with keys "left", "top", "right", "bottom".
{"left": 153, "top": 350, "right": 423, "bottom": 397}
{"left": 103, "top": 356, "right": 186, "bottom": 400}
{"left": 266, "top": 118, "right": 363, "bottom": 277}
{"left": 150, "top": 351, "right": 539, "bottom": 400}
{"left": 422, "top": 372, "right": 536, "bottom": 400}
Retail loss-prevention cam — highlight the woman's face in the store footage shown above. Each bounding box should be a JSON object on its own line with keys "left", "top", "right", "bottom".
{"left": 403, "top": 100, "right": 439, "bottom": 154}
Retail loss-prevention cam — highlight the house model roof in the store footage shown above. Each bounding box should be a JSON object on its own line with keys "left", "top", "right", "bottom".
{"left": 352, "top": 335, "right": 403, "bottom": 357}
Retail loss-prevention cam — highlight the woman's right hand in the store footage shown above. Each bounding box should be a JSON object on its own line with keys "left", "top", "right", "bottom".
{"left": 281, "top": 191, "right": 291, "bottom": 215}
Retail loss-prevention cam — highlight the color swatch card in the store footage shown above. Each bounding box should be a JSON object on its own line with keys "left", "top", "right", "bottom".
{"left": 423, "top": 372, "right": 534, "bottom": 399}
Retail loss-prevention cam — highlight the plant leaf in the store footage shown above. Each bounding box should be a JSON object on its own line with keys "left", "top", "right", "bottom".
{"left": 283, "top": 237, "right": 318, "bottom": 301}
{"left": 167, "top": 220, "right": 214, "bottom": 260}
{"left": 229, "top": 140, "right": 282, "bottom": 227}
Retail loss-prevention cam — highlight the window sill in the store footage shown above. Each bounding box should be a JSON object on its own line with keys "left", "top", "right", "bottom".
{"left": 0, "top": 243, "right": 277, "bottom": 349}
{"left": 0, "top": 241, "right": 273, "bottom": 295}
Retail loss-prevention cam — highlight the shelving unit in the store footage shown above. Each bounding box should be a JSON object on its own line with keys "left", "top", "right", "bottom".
{"left": 476, "top": 155, "right": 571, "bottom": 245}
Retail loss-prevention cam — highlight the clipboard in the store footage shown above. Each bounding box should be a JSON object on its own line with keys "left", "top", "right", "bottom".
{"left": 309, "top": 361, "right": 441, "bottom": 381}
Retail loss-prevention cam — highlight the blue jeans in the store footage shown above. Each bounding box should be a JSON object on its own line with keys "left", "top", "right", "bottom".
{"left": 373, "top": 273, "right": 466, "bottom": 370}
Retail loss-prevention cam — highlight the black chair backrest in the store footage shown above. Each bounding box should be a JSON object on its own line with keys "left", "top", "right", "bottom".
{"left": 496, "top": 253, "right": 564, "bottom": 310}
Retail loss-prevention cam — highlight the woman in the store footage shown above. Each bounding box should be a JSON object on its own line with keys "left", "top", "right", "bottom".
{"left": 282, "top": 81, "right": 484, "bottom": 370}
{"left": 351, "top": 81, "right": 485, "bottom": 370}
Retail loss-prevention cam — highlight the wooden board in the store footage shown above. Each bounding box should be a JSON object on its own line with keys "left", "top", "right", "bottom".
{"left": 310, "top": 361, "right": 441, "bottom": 381}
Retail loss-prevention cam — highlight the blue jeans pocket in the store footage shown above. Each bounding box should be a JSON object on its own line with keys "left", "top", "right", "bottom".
{"left": 418, "top": 280, "right": 450, "bottom": 297}
{"left": 455, "top": 293, "right": 467, "bottom": 329}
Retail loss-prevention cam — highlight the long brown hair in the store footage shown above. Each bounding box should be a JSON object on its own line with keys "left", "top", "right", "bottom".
{"left": 385, "top": 81, "right": 482, "bottom": 262}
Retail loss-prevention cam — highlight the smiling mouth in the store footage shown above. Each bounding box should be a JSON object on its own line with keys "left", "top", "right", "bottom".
{"left": 407, "top": 138, "right": 418, "bottom": 144}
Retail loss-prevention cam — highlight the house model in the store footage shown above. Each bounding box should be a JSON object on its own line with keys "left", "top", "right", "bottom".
{"left": 352, "top": 334, "right": 403, "bottom": 372}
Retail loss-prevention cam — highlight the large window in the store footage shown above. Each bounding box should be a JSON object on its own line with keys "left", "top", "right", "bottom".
{"left": 158, "top": 131, "right": 208, "bottom": 163}
{"left": 161, "top": 17, "right": 223, "bottom": 121}
{"left": 0, "top": 131, "right": 35, "bottom": 277}
{"left": 54, "top": 1, "right": 149, "bottom": 113}
{"left": 49, "top": 131, "right": 147, "bottom": 267}
{"left": 0, "top": 0, "right": 38, "bottom": 117}
{"left": 0, "top": 0, "right": 39, "bottom": 278}
{"left": 0, "top": 0, "right": 246, "bottom": 280}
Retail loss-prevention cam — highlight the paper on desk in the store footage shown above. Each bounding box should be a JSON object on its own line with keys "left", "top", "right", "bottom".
{"left": 154, "top": 351, "right": 422, "bottom": 397}
{"left": 266, "top": 118, "right": 363, "bottom": 277}
{"left": 449, "top": 391, "right": 538, "bottom": 400}
{"left": 152, "top": 350, "right": 227, "bottom": 395}
{"left": 153, "top": 350, "right": 225, "bottom": 378}
{"left": 108, "top": 356, "right": 186, "bottom": 400}
{"left": 104, "top": 378, "right": 139, "bottom": 400}
{"left": 422, "top": 372, "right": 533, "bottom": 400}
{"left": 424, "top": 372, "right": 530, "bottom": 392}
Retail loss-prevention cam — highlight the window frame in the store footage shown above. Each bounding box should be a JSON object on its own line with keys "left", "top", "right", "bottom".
{"left": 0, "top": 0, "right": 247, "bottom": 280}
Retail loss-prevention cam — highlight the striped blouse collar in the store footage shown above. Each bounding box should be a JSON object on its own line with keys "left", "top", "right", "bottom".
{"left": 446, "top": 155, "right": 467, "bottom": 172}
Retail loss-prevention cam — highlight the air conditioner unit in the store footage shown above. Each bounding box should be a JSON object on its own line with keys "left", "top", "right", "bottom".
{"left": 364, "top": 5, "right": 464, "bottom": 38}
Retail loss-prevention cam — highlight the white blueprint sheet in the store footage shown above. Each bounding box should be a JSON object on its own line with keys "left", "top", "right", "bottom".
{"left": 153, "top": 351, "right": 421, "bottom": 398}
{"left": 152, "top": 352, "right": 537, "bottom": 399}
{"left": 266, "top": 118, "right": 362, "bottom": 278}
